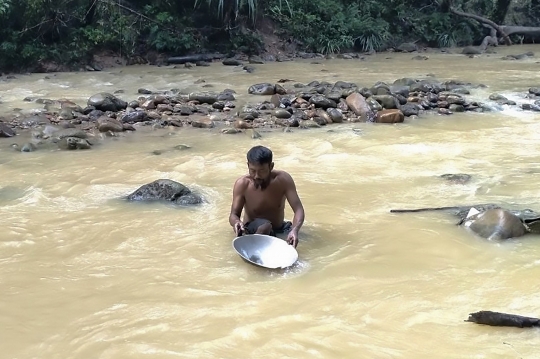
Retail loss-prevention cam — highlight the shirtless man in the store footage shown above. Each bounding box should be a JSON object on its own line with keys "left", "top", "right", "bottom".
{"left": 229, "top": 145, "right": 305, "bottom": 247}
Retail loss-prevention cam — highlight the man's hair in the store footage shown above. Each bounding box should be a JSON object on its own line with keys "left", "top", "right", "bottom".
{"left": 247, "top": 145, "right": 273, "bottom": 165}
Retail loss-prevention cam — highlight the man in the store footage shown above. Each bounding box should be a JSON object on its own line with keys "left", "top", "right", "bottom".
{"left": 229, "top": 145, "right": 305, "bottom": 247}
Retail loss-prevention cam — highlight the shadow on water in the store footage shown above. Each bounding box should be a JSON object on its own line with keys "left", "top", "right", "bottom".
{"left": 0, "top": 186, "right": 31, "bottom": 204}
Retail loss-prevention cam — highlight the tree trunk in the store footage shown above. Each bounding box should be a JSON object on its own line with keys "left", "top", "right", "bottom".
{"left": 499, "top": 25, "right": 540, "bottom": 37}
{"left": 491, "top": 0, "right": 513, "bottom": 25}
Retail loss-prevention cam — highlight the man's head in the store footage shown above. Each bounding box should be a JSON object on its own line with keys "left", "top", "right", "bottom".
{"left": 246, "top": 145, "right": 274, "bottom": 190}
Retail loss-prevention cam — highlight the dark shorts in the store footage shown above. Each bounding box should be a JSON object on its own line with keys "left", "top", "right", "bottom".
{"left": 244, "top": 218, "right": 292, "bottom": 237}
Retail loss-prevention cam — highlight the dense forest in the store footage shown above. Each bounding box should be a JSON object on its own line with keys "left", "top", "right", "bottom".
{"left": 0, "top": 0, "right": 538, "bottom": 72}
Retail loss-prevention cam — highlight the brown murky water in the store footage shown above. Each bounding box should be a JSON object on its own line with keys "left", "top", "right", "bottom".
{"left": 1, "top": 45, "right": 540, "bottom": 358}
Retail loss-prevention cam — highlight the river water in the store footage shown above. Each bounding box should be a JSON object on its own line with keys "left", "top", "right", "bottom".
{"left": 1, "top": 45, "right": 540, "bottom": 358}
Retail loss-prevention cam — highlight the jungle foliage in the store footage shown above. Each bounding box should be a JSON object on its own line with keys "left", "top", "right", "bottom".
{"left": 0, "top": 0, "right": 538, "bottom": 72}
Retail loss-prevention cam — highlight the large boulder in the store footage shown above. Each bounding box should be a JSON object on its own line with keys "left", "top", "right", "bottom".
{"left": 461, "top": 208, "right": 527, "bottom": 241}
{"left": 345, "top": 92, "right": 376, "bottom": 122}
{"left": 126, "top": 179, "right": 203, "bottom": 205}
{"left": 87, "top": 93, "right": 128, "bottom": 112}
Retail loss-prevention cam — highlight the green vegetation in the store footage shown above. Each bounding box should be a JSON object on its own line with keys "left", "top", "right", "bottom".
{"left": 0, "top": 0, "right": 538, "bottom": 72}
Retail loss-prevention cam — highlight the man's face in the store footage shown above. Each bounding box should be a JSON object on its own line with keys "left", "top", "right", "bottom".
{"left": 247, "top": 162, "right": 273, "bottom": 190}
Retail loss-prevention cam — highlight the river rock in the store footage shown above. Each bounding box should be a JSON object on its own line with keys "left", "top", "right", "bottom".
{"left": 396, "top": 42, "right": 418, "bottom": 52}
{"left": 121, "top": 110, "right": 148, "bottom": 123}
{"left": 60, "top": 100, "right": 84, "bottom": 114}
{"left": 248, "top": 83, "right": 275, "bottom": 95}
{"left": 57, "top": 137, "right": 92, "bottom": 150}
{"left": 189, "top": 92, "right": 218, "bottom": 104}
{"left": 275, "top": 84, "right": 287, "bottom": 95}
{"left": 393, "top": 78, "right": 417, "bottom": 87}
{"left": 410, "top": 81, "right": 444, "bottom": 94}
{"left": 0, "top": 122, "right": 15, "bottom": 137}
{"left": 400, "top": 103, "right": 421, "bottom": 116}
{"left": 326, "top": 108, "right": 343, "bottom": 123}
{"left": 273, "top": 109, "right": 292, "bottom": 119}
{"left": 449, "top": 104, "right": 465, "bottom": 112}
{"left": 249, "top": 56, "right": 264, "bottom": 64}
{"left": 217, "top": 92, "right": 235, "bottom": 101}
{"left": 87, "top": 93, "right": 128, "bottom": 112}
{"left": 20, "top": 143, "right": 37, "bottom": 152}
{"left": 316, "top": 109, "right": 332, "bottom": 124}
{"left": 371, "top": 82, "right": 391, "bottom": 95}
{"left": 390, "top": 85, "right": 410, "bottom": 97}
{"left": 529, "top": 87, "right": 540, "bottom": 96}
{"left": 234, "top": 119, "right": 252, "bottom": 129}
{"left": 371, "top": 95, "right": 399, "bottom": 109}
{"left": 222, "top": 58, "right": 243, "bottom": 66}
{"left": 440, "top": 173, "right": 472, "bottom": 184}
{"left": 20, "top": 115, "right": 49, "bottom": 128}
{"left": 126, "top": 179, "right": 203, "bottom": 205}
{"left": 191, "top": 117, "right": 214, "bottom": 128}
{"left": 58, "top": 108, "right": 74, "bottom": 120}
{"left": 346, "top": 92, "right": 376, "bottom": 122}
{"left": 97, "top": 116, "right": 124, "bottom": 132}
{"left": 376, "top": 109, "right": 405, "bottom": 123}
{"left": 522, "top": 103, "right": 540, "bottom": 111}
{"left": 300, "top": 119, "right": 321, "bottom": 128}
{"left": 309, "top": 95, "right": 337, "bottom": 109}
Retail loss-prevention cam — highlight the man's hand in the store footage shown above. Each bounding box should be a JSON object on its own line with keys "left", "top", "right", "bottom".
{"left": 287, "top": 231, "right": 298, "bottom": 248}
{"left": 234, "top": 221, "right": 245, "bottom": 236}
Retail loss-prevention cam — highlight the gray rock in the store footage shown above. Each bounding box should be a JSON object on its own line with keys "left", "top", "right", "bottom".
{"left": 87, "top": 93, "right": 128, "bottom": 112}
{"left": 188, "top": 92, "right": 218, "bottom": 104}
{"left": 21, "top": 143, "right": 37, "bottom": 152}
{"left": 97, "top": 116, "right": 124, "bottom": 132}
{"left": 400, "top": 103, "right": 421, "bottom": 116}
{"left": 0, "top": 122, "right": 16, "bottom": 137}
{"left": 309, "top": 95, "right": 337, "bottom": 109}
{"left": 222, "top": 58, "right": 243, "bottom": 66}
{"left": 57, "top": 137, "right": 92, "bottom": 150}
{"left": 121, "top": 110, "right": 148, "bottom": 123}
{"left": 126, "top": 179, "right": 203, "bottom": 205}
{"left": 327, "top": 108, "right": 343, "bottom": 122}
{"left": 273, "top": 109, "right": 292, "bottom": 119}
{"left": 248, "top": 83, "right": 276, "bottom": 96}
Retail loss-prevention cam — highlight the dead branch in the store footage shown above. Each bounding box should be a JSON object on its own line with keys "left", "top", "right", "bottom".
{"left": 449, "top": 6, "right": 512, "bottom": 45}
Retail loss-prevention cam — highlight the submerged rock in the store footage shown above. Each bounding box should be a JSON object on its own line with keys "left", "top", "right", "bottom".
{"left": 0, "top": 122, "right": 16, "bottom": 137}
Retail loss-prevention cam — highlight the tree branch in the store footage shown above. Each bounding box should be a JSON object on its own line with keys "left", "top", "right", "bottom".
{"left": 448, "top": 5, "right": 512, "bottom": 45}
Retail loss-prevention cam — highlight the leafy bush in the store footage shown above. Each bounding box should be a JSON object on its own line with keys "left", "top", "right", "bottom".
{"left": 267, "top": 0, "right": 391, "bottom": 53}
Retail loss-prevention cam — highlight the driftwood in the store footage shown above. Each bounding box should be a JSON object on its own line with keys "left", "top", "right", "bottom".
{"left": 466, "top": 311, "right": 540, "bottom": 328}
{"left": 167, "top": 53, "right": 225, "bottom": 64}
{"left": 443, "top": 0, "right": 540, "bottom": 47}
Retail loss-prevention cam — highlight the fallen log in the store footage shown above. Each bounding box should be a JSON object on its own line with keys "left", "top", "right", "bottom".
{"left": 167, "top": 53, "right": 225, "bottom": 65}
{"left": 466, "top": 310, "right": 540, "bottom": 328}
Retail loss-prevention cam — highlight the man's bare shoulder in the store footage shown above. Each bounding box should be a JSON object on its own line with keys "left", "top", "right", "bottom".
{"left": 234, "top": 175, "right": 251, "bottom": 188}
{"left": 273, "top": 170, "right": 296, "bottom": 185}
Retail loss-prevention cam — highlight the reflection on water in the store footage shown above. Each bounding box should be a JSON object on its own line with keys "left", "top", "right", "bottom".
{"left": 1, "top": 45, "right": 540, "bottom": 358}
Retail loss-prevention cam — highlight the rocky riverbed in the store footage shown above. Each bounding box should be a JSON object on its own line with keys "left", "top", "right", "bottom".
{"left": 1, "top": 65, "right": 540, "bottom": 153}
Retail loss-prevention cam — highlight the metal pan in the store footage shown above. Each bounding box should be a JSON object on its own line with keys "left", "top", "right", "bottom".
{"left": 232, "top": 234, "right": 298, "bottom": 269}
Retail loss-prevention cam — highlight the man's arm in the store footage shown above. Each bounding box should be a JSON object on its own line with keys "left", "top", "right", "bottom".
{"left": 283, "top": 173, "right": 305, "bottom": 234}
{"left": 229, "top": 177, "right": 246, "bottom": 228}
